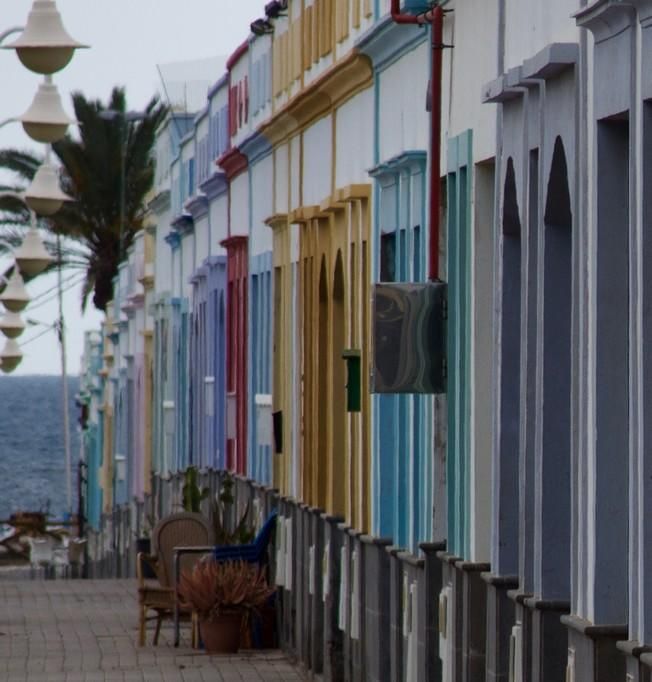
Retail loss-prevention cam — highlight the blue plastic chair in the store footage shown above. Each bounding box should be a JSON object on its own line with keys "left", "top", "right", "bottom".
{"left": 210, "top": 511, "right": 279, "bottom": 649}
{"left": 212, "top": 511, "right": 278, "bottom": 564}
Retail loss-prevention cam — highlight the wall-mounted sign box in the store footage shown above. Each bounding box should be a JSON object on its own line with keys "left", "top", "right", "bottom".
{"left": 342, "top": 349, "right": 361, "bottom": 412}
{"left": 272, "top": 410, "right": 283, "bottom": 454}
{"left": 255, "top": 393, "right": 273, "bottom": 446}
{"left": 371, "top": 281, "right": 447, "bottom": 394}
{"left": 226, "top": 392, "right": 237, "bottom": 440}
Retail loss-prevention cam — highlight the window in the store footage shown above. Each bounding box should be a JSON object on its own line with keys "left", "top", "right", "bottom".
{"left": 380, "top": 232, "right": 396, "bottom": 282}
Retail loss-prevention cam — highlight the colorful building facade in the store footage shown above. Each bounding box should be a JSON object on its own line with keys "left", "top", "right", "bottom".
{"left": 78, "top": 1, "right": 652, "bottom": 680}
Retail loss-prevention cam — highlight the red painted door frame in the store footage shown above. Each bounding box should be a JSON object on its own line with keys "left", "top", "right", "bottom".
{"left": 222, "top": 235, "right": 248, "bottom": 474}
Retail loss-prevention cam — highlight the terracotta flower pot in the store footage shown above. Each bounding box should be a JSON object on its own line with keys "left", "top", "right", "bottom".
{"left": 200, "top": 612, "right": 243, "bottom": 654}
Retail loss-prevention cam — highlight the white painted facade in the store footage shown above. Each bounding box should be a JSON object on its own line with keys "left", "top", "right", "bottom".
{"left": 378, "top": 41, "right": 430, "bottom": 163}
{"left": 504, "top": 0, "right": 581, "bottom": 70}
{"left": 335, "top": 88, "right": 374, "bottom": 189}
{"left": 302, "top": 114, "right": 332, "bottom": 206}
{"left": 249, "top": 33, "right": 273, "bottom": 131}
{"left": 209, "top": 196, "right": 228, "bottom": 253}
{"left": 230, "top": 173, "right": 250, "bottom": 238}
{"left": 250, "top": 154, "right": 274, "bottom": 257}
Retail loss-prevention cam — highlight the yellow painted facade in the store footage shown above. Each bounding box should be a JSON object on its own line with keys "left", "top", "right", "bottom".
{"left": 265, "top": 3, "right": 374, "bottom": 529}
{"left": 295, "top": 186, "right": 371, "bottom": 529}
{"left": 266, "top": 213, "right": 294, "bottom": 494}
{"left": 271, "top": 0, "right": 374, "bottom": 102}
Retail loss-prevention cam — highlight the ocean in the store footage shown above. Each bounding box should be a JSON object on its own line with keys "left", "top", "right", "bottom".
{"left": 0, "top": 375, "right": 80, "bottom": 523}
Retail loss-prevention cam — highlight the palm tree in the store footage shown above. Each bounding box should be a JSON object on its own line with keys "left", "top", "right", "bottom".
{"left": 0, "top": 86, "right": 167, "bottom": 311}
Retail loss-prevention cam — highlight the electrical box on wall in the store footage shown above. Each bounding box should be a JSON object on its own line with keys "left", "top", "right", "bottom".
{"left": 226, "top": 392, "right": 237, "bottom": 440}
{"left": 254, "top": 394, "right": 273, "bottom": 446}
{"left": 371, "top": 281, "right": 447, "bottom": 394}
{"left": 272, "top": 410, "right": 283, "bottom": 454}
{"left": 342, "top": 349, "right": 361, "bottom": 412}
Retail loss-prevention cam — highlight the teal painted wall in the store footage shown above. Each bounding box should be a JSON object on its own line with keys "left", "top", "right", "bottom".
{"left": 446, "top": 130, "right": 473, "bottom": 559}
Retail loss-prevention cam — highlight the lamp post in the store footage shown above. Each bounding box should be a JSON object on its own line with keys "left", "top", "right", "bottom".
{"left": 0, "top": 27, "right": 24, "bottom": 47}
{"left": 0, "top": 0, "right": 87, "bottom": 520}
{"left": 24, "top": 309, "right": 73, "bottom": 514}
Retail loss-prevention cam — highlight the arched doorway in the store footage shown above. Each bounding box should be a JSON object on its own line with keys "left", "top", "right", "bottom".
{"left": 540, "top": 136, "right": 572, "bottom": 598}
{"left": 495, "top": 156, "right": 522, "bottom": 576}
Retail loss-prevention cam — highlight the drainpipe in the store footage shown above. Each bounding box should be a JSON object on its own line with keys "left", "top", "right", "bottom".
{"left": 390, "top": 0, "right": 447, "bottom": 282}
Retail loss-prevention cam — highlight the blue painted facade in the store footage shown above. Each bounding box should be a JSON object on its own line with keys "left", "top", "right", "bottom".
{"left": 369, "top": 152, "right": 433, "bottom": 551}
{"left": 242, "top": 129, "right": 274, "bottom": 486}
{"left": 359, "top": 16, "right": 432, "bottom": 553}
{"left": 247, "top": 251, "right": 273, "bottom": 484}
{"left": 189, "top": 255, "right": 228, "bottom": 469}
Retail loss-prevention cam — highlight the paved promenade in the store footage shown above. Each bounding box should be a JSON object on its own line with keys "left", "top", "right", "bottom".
{"left": 0, "top": 579, "right": 304, "bottom": 681}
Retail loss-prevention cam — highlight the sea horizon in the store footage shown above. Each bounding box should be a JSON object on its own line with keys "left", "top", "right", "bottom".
{"left": 0, "top": 375, "right": 81, "bottom": 523}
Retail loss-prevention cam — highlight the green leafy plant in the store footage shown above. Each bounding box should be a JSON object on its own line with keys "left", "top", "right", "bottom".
{"left": 182, "top": 466, "right": 209, "bottom": 513}
{"left": 212, "top": 474, "right": 256, "bottom": 545}
{"left": 136, "top": 512, "right": 156, "bottom": 539}
{"left": 178, "top": 559, "right": 275, "bottom": 622}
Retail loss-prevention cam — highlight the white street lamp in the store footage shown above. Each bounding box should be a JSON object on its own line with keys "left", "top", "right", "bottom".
{"left": 0, "top": 270, "right": 30, "bottom": 313}
{"left": 0, "top": 191, "right": 54, "bottom": 277}
{"left": 0, "top": 338, "right": 23, "bottom": 373}
{"left": 14, "top": 226, "right": 53, "bottom": 276}
{"left": 14, "top": 209, "right": 54, "bottom": 277}
{"left": 19, "top": 76, "right": 76, "bottom": 143}
{"left": 2, "top": 0, "right": 88, "bottom": 75}
{"left": 24, "top": 152, "right": 73, "bottom": 216}
{"left": 0, "top": 311, "right": 26, "bottom": 339}
{"left": 0, "top": 77, "right": 76, "bottom": 144}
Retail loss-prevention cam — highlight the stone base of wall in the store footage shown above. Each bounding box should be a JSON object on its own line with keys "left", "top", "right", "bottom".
{"left": 504, "top": 591, "right": 571, "bottom": 682}
{"left": 562, "top": 615, "right": 627, "bottom": 682}
{"left": 436, "top": 553, "right": 490, "bottom": 682}
{"left": 420, "top": 542, "right": 446, "bottom": 681}
{"left": 482, "top": 573, "right": 518, "bottom": 682}
{"left": 524, "top": 598, "right": 570, "bottom": 682}
{"left": 640, "top": 653, "right": 652, "bottom": 682}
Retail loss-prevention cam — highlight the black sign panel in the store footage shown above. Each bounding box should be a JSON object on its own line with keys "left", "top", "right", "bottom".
{"left": 372, "top": 282, "right": 447, "bottom": 394}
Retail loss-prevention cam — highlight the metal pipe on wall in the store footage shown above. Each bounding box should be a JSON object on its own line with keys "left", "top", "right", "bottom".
{"left": 390, "top": 0, "right": 446, "bottom": 282}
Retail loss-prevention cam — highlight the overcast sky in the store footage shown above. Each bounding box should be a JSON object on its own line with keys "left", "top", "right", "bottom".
{"left": 1, "top": 0, "right": 263, "bottom": 376}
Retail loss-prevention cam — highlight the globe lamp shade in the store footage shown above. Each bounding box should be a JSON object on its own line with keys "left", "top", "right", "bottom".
{"left": 0, "top": 270, "right": 30, "bottom": 313}
{"left": 24, "top": 161, "right": 72, "bottom": 216}
{"left": 3, "top": 0, "right": 88, "bottom": 75}
{"left": 0, "top": 311, "right": 26, "bottom": 339}
{"left": 0, "top": 338, "right": 23, "bottom": 373}
{"left": 20, "top": 80, "right": 75, "bottom": 143}
{"left": 14, "top": 228, "right": 53, "bottom": 277}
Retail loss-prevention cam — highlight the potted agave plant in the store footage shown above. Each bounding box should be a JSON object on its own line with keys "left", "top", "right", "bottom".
{"left": 178, "top": 559, "right": 275, "bottom": 654}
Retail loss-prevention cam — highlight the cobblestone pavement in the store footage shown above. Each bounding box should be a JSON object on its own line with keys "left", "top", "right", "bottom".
{"left": 0, "top": 579, "right": 305, "bottom": 681}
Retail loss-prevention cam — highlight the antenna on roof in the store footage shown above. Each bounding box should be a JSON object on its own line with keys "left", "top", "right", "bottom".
{"left": 156, "top": 63, "right": 183, "bottom": 138}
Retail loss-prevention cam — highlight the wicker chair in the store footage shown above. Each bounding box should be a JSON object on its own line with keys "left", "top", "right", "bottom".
{"left": 137, "top": 512, "right": 214, "bottom": 646}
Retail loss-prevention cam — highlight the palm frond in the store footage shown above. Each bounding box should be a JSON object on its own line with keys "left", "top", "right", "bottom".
{"left": 0, "top": 86, "right": 169, "bottom": 311}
